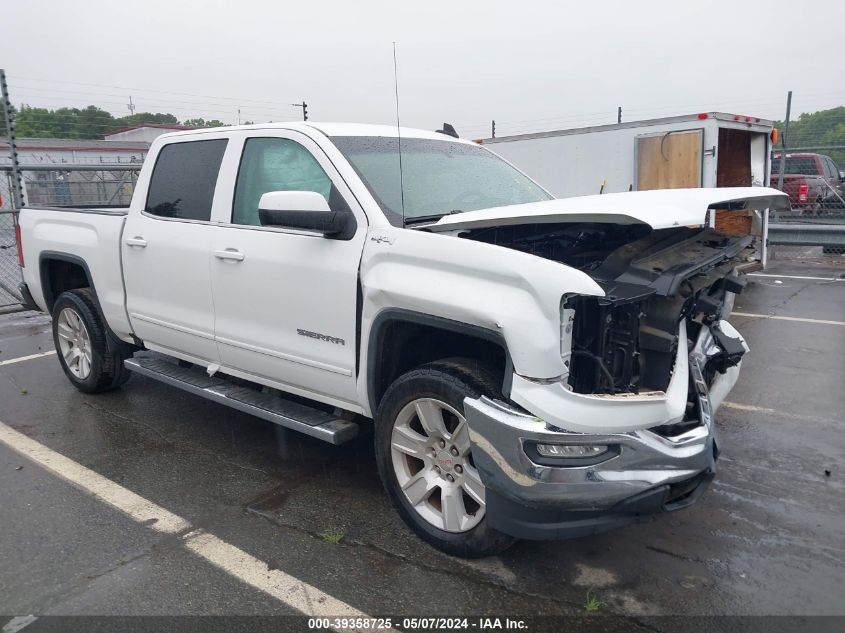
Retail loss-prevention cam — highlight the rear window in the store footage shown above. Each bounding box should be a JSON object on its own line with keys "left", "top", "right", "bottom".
{"left": 145, "top": 139, "right": 228, "bottom": 221}
{"left": 770, "top": 156, "right": 819, "bottom": 176}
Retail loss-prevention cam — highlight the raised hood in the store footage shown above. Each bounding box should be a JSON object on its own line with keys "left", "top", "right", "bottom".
{"left": 427, "top": 187, "right": 789, "bottom": 233}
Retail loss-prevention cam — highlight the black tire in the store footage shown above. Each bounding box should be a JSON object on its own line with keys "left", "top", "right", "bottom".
{"left": 51, "top": 288, "right": 134, "bottom": 393}
{"left": 375, "top": 357, "right": 517, "bottom": 558}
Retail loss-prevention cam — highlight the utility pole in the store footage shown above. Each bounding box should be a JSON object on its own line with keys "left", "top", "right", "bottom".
{"left": 127, "top": 96, "right": 135, "bottom": 116}
{"left": 491, "top": 120, "right": 496, "bottom": 138}
{"left": 617, "top": 106, "right": 622, "bottom": 124}
{"left": 291, "top": 101, "right": 308, "bottom": 121}
{"left": 776, "top": 90, "right": 792, "bottom": 192}
{"left": 1, "top": 69, "right": 25, "bottom": 208}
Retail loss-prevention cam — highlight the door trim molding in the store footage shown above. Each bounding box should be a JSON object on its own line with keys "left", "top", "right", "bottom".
{"left": 216, "top": 336, "right": 353, "bottom": 377}
{"left": 129, "top": 312, "right": 215, "bottom": 341}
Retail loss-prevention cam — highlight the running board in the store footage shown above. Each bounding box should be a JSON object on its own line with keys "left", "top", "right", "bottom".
{"left": 124, "top": 356, "right": 359, "bottom": 445}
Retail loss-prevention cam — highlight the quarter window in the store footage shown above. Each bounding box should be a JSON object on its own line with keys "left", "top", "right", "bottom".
{"left": 232, "top": 138, "right": 333, "bottom": 226}
{"left": 145, "top": 139, "right": 227, "bottom": 221}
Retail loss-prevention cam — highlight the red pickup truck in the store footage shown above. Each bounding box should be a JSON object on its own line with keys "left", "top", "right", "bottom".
{"left": 769, "top": 153, "right": 845, "bottom": 213}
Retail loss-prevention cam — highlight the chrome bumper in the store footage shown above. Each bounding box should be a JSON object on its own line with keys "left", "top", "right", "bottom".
{"left": 465, "top": 394, "right": 717, "bottom": 511}
{"left": 464, "top": 322, "right": 745, "bottom": 539}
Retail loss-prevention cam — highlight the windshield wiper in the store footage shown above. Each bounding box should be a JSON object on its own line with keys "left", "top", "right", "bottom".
{"left": 403, "top": 210, "right": 463, "bottom": 226}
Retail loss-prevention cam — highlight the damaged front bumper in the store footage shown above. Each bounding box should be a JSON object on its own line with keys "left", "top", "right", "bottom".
{"left": 464, "top": 320, "right": 747, "bottom": 540}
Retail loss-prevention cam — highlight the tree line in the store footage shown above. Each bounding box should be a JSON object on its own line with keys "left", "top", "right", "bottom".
{"left": 773, "top": 106, "right": 845, "bottom": 167}
{"left": 0, "top": 104, "right": 231, "bottom": 139}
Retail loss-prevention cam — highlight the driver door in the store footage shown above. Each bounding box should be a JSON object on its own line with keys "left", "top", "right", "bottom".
{"left": 209, "top": 131, "right": 367, "bottom": 409}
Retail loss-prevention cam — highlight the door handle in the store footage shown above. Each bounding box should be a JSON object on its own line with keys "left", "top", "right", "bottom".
{"left": 214, "top": 249, "right": 245, "bottom": 262}
{"left": 125, "top": 236, "right": 148, "bottom": 248}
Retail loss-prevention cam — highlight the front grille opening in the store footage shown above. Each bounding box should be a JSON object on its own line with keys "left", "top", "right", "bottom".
{"left": 568, "top": 297, "right": 641, "bottom": 394}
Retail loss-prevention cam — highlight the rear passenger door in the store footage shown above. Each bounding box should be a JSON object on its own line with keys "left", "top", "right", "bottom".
{"left": 123, "top": 138, "right": 227, "bottom": 364}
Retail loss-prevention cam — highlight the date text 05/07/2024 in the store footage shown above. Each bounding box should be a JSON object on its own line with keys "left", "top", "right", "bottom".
{"left": 307, "top": 617, "right": 528, "bottom": 630}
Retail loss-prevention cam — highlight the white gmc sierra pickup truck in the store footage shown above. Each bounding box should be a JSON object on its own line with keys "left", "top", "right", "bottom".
{"left": 15, "top": 122, "right": 789, "bottom": 557}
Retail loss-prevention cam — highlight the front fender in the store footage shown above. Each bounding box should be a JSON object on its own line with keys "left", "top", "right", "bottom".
{"left": 357, "top": 227, "right": 604, "bottom": 413}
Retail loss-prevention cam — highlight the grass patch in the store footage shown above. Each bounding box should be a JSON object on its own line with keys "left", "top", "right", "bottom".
{"left": 584, "top": 589, "right": 603, "bottom": 613}
{"left": 319, "top": 528, "right": 345, "bottom": 544}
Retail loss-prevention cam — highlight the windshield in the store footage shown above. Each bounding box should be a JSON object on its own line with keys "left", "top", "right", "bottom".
{"left": 331, "top": 136, "right": 552, "bottom": 226}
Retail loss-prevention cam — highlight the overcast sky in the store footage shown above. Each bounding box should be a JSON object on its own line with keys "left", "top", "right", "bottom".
{"left": 2, "top": 0, "right": 843, "bottom": 138}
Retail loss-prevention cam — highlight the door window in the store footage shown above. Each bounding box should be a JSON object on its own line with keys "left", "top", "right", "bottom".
{"left": 232, "top": 138, "right": 333, "bottom": 226}
{"left": 145, "top": 139, "right": 228, "bottom": 221}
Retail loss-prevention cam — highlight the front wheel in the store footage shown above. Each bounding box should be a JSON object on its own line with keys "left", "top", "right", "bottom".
{"left": 375, "top": 358, "right": 516, "bottom": 558}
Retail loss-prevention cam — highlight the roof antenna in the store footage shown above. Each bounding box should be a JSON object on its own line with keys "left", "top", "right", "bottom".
{"left": 435, "top": 123, "right": 460, "bottom": 138}
{"left": 393, "top": 41, "right": 406, "bottom": 224}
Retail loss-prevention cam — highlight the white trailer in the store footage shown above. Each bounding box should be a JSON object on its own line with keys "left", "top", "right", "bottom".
{"left": 479, "top": 112, "right": 775, "bottom": 196}
{"left": 479, "top": 112, "right": 777, "bottom": 267}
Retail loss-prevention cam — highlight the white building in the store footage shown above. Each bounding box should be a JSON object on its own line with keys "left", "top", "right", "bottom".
{"left": 103, "top": 123, "right": 194, "bottom": 144}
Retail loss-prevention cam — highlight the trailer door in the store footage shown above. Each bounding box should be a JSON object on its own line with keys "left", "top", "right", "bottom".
{"left": 636, "top": 129, "right": 703, "bottom": 191}
{"left": 717, "top": 128, "right": 752, "bottom": 186}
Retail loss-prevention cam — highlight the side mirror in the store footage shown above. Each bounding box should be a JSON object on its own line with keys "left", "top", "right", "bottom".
{"left": 258, "top": 191, "right": 354, "bottom": 238}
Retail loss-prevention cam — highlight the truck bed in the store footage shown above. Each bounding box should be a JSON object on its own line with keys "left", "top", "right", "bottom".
{"left": 17, "top": 205, "right": 132, "bottom": 340}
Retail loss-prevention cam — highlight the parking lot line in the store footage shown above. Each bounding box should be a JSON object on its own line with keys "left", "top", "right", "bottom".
{"left": 0, "top": 350, "right": 56, "bottom": 367}
{"left": 0, "top": 421, "right": 190, "bottom": 534}
{"left": 748, "top": 273, "right": 844, "bottom": 282}
{"left": 721, "top": 401, "right": 838, "bottom": 425}
{"left": 731, "top": 312, "right": 845, "bottom": 326}
{"left": 1, "top": 616, "right": 38, "bottom": 633}
{"left": 183, "top": 530, "right": 376, "bottom": 620}
{"left": 0, "top": 420, "right": 379, "bottom": 623}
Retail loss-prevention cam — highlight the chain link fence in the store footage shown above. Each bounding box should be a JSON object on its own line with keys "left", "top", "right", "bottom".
{"left": 1, "top": 170, "right": 24, "bottom": 308}
{"left": 767, "top": 151, "right": 845, "bottom": 261}
{"left": 0, "top": 209, "right": 22, "bottom": 308}
{"left": 20, "top": 168, "right": 137, "bottom": 207}
{"left": 0, "top": 167, "right": 140, "bottom": 309}
{"left": 766, "top": 104, "right": 845, "bottom": 260}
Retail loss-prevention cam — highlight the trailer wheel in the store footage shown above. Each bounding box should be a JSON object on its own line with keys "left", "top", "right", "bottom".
{"left": 374, "top": 358, "right": 516, "bottom": 558}
{"left": 52, "top": 289, "right": 133, "bottom": 393}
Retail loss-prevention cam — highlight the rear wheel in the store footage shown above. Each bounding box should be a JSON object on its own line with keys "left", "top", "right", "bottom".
{"left": 375, "top": 358, "right": 516, "bottom": 558}
{"left": 52, "top": 289, "right": 134, "bottom": 393}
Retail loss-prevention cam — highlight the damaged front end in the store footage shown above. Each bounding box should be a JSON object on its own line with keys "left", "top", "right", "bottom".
{"left": 459, "top": 217, "right": 755, "bottom": 539}
{"left": 464, "top": 218, "right": 751, "bottom": 416}
{"left": 562, "top": 225, "right": 749, "bottom": 407}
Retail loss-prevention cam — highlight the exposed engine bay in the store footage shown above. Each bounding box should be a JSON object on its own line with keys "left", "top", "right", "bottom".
{"left": 461, "top": 221, "right": 751, "bottom": 398}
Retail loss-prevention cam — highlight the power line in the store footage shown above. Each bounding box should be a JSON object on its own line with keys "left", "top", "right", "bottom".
{"left": 12, "top": 75, "right": 298, "bottom": 108}
{"left": 12, "top": 87, "right": 300, "bottom": 117}
{"left": 11, "top": 96, "right": 296, "bottom": 120}
{"left": 460, "top": 98, "right": 845, "bottom": 138}
{"left": 455, "top": 91, "right": 845, "bottom": 130}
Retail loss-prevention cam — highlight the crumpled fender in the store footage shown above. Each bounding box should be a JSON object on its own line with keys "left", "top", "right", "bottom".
{"left": 357, "top": 226, "right": 604, "bottom": 413}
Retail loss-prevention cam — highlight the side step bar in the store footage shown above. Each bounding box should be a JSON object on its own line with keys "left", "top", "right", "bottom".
{"left": 124, "top": 356, "right": 359, "bottom": 445}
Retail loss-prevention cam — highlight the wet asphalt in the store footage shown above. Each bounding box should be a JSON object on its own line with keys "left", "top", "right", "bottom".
{"left": 0, "top": 260, "right": 843, "bottom": 624}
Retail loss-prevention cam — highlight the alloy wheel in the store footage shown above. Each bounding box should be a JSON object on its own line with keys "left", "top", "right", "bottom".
{"left": 390, "top": 397, "right": 486, "bottom": 533}
{"left": 56, "top": 307, "right": 93, "bottom": 380}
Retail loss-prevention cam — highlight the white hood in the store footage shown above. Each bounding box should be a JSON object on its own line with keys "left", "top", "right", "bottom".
{"left": 427, "top": 187, "right": 790, "bottom": 233}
